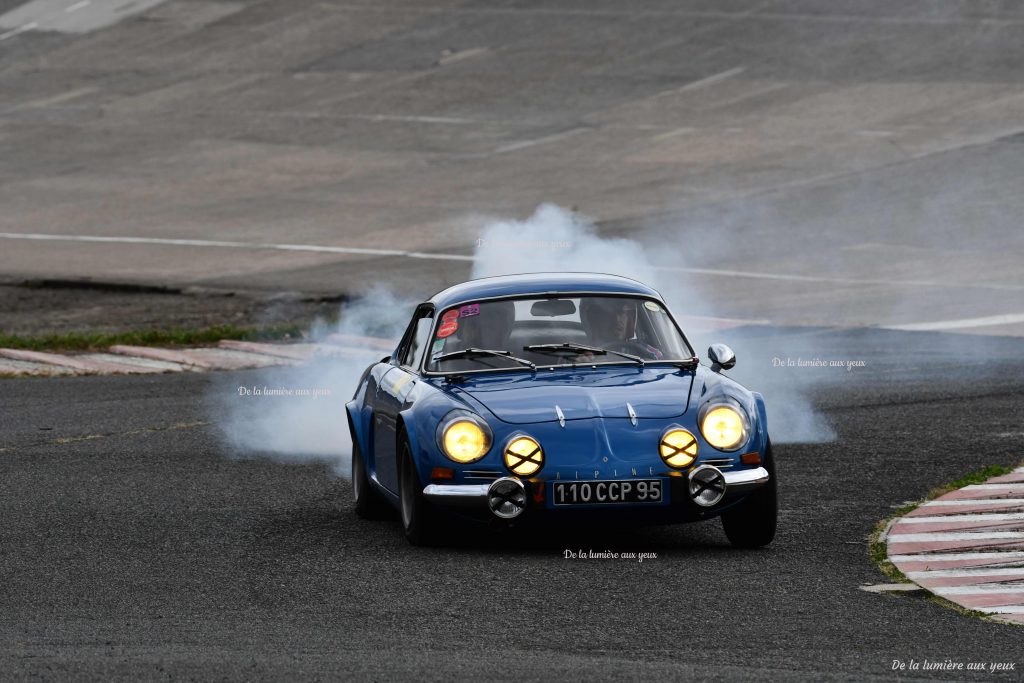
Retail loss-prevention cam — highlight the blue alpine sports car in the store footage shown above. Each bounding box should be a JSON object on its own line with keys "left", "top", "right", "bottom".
{"left": 346, "top": 273, "right": 776, "bottom": 547}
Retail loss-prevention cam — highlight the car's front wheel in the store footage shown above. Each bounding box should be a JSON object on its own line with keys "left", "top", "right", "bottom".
{"left": 398, "top": 437, "right": 438, "bottom": 546}
{"left": 721, "top": 438, "right": 777, "bottom": 548}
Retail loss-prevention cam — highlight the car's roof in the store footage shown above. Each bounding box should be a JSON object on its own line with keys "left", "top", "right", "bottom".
{"left": 427, "top": 272, "right": 662, "bottom": 309}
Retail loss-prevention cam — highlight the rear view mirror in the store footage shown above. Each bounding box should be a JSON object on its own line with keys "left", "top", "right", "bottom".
{"left": 531, "top": 299, "right": 577, "bottom": 317}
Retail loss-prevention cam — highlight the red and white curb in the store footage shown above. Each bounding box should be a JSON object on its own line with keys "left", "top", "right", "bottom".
{"left": 886, "top": 467, "right": 1024, "bottom": 625}
{"left": 0, "top": 335, "right": 390, "bottom": 377}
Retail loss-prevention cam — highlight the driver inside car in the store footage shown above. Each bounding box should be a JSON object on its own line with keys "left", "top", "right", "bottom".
{"left": 580, "top": 298, "right": 663, "bottom": 360}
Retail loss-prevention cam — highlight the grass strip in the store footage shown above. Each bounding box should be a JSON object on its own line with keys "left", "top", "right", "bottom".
{"left": 0, "top": 324, "right": 307, "bottom": 352}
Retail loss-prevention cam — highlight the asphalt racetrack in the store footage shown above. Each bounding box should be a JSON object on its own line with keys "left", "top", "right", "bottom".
{"left": 2, "top": 0, "right": 1024, "bottom": 679}
{"left": 2, "top": 327, "right": 1021, "bottom": 681}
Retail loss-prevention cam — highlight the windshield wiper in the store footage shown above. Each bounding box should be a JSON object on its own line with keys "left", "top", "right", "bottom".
{"left": 523, "top": 342, "right": 644, "bottom": 366}
{"left": 433, "top": 347, "right": 536, "bottom": 369}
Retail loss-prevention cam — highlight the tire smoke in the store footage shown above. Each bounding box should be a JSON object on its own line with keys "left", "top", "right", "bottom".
{"left": 213, "top": 203, "right": 835, "bottom": 477}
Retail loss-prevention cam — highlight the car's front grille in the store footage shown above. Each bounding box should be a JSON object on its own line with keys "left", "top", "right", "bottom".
{"left": 463, "top": 469, "right": 502, "bottom": 480}
{"left": 701, "top": 458, "right": 735, "bottom": 469}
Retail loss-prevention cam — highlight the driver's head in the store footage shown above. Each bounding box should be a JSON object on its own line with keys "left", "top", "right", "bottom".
{"left": 581, "top": 298, "right": 636, "bottom": 343}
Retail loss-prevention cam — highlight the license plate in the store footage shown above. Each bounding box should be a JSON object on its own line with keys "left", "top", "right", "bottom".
{"left": 551, "top": 479, "right": 666, "bottom": 507}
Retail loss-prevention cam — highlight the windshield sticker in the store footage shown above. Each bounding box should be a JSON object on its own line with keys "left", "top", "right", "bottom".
{"left": 642, "top": 343, "right": 664, "bottom": 359}
{"left": 459, "top": 303, "right": 480, "bottom": 317}
{"left": 432, "top": 338, "right": 446, "bottom": 353}
{"left": 437, "top": 320, "right": 459, "bottom": 338}
{"left": 442, "top": 309, "right": 460, "bottom": 322}
{"left": 644, "top": 301, "right": 662, "bottom": 312}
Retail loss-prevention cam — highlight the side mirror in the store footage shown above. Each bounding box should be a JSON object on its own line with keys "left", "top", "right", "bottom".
{"left": 708, "top": 343, "right": 736, "bottom": 371}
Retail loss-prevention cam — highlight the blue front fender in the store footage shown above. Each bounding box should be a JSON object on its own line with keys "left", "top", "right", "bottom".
{"left": 752, "top": 391, "right": 768, "bottom": 451}
{"left": 346, "top": 400, "right": 370, "bottom": 458}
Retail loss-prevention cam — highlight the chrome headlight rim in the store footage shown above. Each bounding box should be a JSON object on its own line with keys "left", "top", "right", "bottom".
{"left": 697, "top": 400, "right": 751, "bottom": 452}
{"left": 435, "top": 410, "right": 493, "bottom": 464}
{"left": 502, "top": 432, "right": 545, "bottom": 477}
{"left": 658, "top": 424, "right": 699, "bottom": 470}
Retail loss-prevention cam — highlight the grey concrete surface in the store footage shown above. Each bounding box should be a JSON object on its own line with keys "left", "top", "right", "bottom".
{"left": 0, "top": 0, "right": 171, "bottom": 34}
{"left": 0, "top": 1, "right": 1022, "bottom": 333}
{"left": 1, "top": 327, "right": 1022, "bottom": 680}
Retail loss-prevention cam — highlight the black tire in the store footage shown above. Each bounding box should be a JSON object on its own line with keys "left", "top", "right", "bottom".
{"left": 352, "top": 439, "right": 390, "bottom": 519}
{"left": 398, "top": 437, "right": 438, "bottom": 546}
{"left": 721, "top": 438, "right": 777, "bottom": 548}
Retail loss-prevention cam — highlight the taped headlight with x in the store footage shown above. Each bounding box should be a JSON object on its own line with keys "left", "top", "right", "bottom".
{"left": 503, "top": 436, "right": 544, "bottom": 476}
{"left": 659, "top": 428, "right": 698, "bottom": 469}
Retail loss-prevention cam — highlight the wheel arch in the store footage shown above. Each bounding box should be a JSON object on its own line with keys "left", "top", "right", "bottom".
{"left": 345, "top": 400, "right": 368, "bottom": 453}
{"left": 752, "top": 391, "right": 769, "bottom": 452}
{"left": 396, "top": 410, "right": 427, "bottom": 484}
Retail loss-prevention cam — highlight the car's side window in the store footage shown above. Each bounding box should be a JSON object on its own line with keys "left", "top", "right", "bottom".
{"left": 401, "top": 310, "right": 434, "bottom": 370}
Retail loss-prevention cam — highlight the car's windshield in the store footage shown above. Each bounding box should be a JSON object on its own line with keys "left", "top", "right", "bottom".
{"left": 425, "top": 295, "right": 694, "bottom": 373}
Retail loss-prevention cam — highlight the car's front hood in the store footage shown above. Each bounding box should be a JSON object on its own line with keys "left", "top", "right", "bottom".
{"left": 444, "top": 366, "right": 694, "bottom": 424}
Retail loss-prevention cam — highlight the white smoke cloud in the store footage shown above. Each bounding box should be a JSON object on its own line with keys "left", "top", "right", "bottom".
{"left": 471, "top": 203, "right": 836, "bottom": 443}
{"left": 213, "top": 203, "right": 834, "bottom": 475}
{"left": 472, "top": 203, "right": 651, "bottom": 282}
{"left": 213, "top": 287, "right": 416, "bottom": 476}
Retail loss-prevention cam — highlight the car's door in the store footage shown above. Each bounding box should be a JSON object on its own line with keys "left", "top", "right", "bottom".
{"left": 372, "top": 304, "right": 434, "bottom": 494}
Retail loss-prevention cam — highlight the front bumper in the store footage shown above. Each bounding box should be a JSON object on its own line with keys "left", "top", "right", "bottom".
{"left": 423, "top": 466, "right": 770, "bottom": 516}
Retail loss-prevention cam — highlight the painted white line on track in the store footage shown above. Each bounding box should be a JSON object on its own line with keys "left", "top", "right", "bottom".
{"left": 0, "top": 21, "right": 36, "bottom": 40}
{"left": 655, "top": 66, "right": 746, "bottom": 98}
{"left": 890, "top": 552, "right": 1024, "bottom": 562}
{"left": 0, "top": 232, "right": 475, "bottom": 261}
{"left": 883, "top": 313, "right": 1024, "bottom": 331}
{"left": 2, "top": 232, "right": 1022, "bottom": 295}
{"left": 404, "top": 251, "right": 475, "bottom": 262}
{"left": 887, "top": 532, "right": 1024, "bottom": 541}
{"left": 1, "top": 0, "right": 169, "bottom": 34}
{"left": 351, "top": 114, "right": 478, "bottom": 124}
{"left": 651, "top": 126, "right": 698, "bottom": 142}
{"left": 494, "top": 127, "right": 590, "bottom": 154}
{"left": 437, "top": 46, "right": 488, "bottom": 66}
{"left": 22, "top": 86, "right": 98, "bottom": 108}
{"left": 907, "top": 568, "right": 1024, "bottom": 578}
{"left": 650, "top": 264, "right": 1024, "bottom": 292}
{"left": 933, "top": 585, "right": 1024, "bottom": 595}
{"left": 899, "top": 513, "right": 1024, "bottom": 523}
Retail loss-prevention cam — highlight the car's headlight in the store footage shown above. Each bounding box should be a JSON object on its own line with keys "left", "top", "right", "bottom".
{"left": 504, "top": 435, "right": 544, "bottom": 476}
{"left": 699, "top": 403, "right": 749, "bottom": 452}
{"left": 438, "top": 413, "right": 492, "bottom": 463}
{"left": 659, "top": 427, "right": 698, "bottom": 469}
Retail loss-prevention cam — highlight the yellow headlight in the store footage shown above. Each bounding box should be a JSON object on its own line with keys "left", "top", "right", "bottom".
{"left": 442, "top": 420, "right": 489, "bottom": 463}
{"left": 701, "top": 405, "right": 748, "bottom": 451}
{"left": 659, "top": 428, "right": 697, "bottom": 469}
{"left": 504, "top": 436, "right": 544, "bottom": 476}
